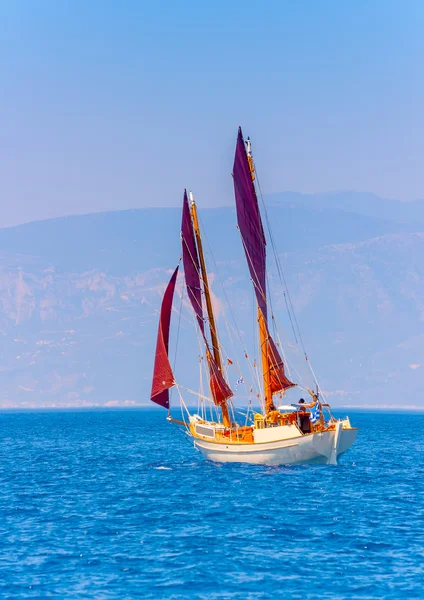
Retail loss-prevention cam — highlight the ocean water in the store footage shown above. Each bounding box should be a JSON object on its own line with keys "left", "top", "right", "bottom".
{"left": 0, "top": 410, "right": 423, "bottom": 599}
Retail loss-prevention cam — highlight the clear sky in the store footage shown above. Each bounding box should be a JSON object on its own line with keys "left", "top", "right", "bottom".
{"left": 1, "top": 0, "right": 423, "bottom": 226}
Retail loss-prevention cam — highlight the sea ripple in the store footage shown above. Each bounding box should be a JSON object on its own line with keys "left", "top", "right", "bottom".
{"left": 0, "top": 410, "right": 423, "bottom": 599}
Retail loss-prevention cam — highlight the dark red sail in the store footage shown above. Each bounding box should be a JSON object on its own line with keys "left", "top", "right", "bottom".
{"left": 233, "top": 127, "right": 267, "bottom": 319}
{"left": 181, "top": 190, "right": 205, "bottom": 335}
{"left": 181, "top": 190, "right": 233, "bottom": 407}
{"left": 150, "top": 266, "right": 179, "bottom": 408}
{"left": 233, "top": 128, "right": 295, "bottom": 398}
{"left": 206, "top": 348, "right": 234, "bottom": 405}
{"left": 268, "top": 335, "right": 295, "bottom": 394}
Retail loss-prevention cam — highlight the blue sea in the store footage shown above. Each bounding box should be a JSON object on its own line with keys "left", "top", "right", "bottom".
{"left": 0, "top": 410, "right": 423, "bottom": 599}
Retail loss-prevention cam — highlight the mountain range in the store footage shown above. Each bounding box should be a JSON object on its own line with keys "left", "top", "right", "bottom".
{"left": 1, "top": 191, "right": 424, "bottom": 408}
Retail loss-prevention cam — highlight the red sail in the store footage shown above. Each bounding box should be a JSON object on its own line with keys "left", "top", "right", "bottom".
{"left": 207, "top": 349, "right": 234, "bottom": 406}
{"left": 233, "top": 127, "right": 268, "bottom": 320}
{"left": 150, "top": 266, "right": 179, "bottom": 408}
{"left": 181, "top": 190, "right": 205, "bottom": 335}
{"left": 233, "top": 128, "right": 295, "bottom": 395}
{"left": 268, "top": 335, "right": 295, "bottom": 394}
{"left": 181, "top": 190, "right": 233, "bottom": 407}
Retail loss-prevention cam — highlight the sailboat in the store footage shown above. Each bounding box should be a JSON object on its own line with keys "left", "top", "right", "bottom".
{"left": 150, "top": 128, "right": 357, "bottom": 466}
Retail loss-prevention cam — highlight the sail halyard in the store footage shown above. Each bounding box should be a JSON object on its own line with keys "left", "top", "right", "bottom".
{"left": 150, "top": 265, "right": 180, "bottom": 409}
{"left": 181, "top": 191, "right": 233, "bottom": 423}
{"left": 233, "top": 127, "right": 295, "bottom": 412}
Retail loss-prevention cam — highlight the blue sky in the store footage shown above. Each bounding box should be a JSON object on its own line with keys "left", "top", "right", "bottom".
{"left": 1, "top": 0, "right": 423, "bottom": 226}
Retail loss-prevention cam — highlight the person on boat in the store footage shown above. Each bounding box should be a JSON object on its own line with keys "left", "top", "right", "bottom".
{"left": 297, "top": 399, "right": 310, "bottom": 432}
{"left": 266, "top": 402, "right": 281, "bottom": 425}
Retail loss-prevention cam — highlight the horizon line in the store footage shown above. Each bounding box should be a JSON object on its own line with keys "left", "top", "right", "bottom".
{"left": 0, "top": 189, "right": 420, "bottom": 231}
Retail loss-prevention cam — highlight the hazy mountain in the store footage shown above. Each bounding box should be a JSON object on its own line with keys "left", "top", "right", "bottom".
{"left": 0, "top": 192, "right": 423, "bottom": 408}
{"left": 269, "top": 191, "right": 424, "bottom": 225}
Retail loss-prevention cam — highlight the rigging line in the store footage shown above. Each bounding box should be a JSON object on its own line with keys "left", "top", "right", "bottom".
{"left": 250, "top": 142, "right": 317, "bottom": 390}
{"left": 251, "top": 284, "right": 264, "bottom": 402}
{"left": 221, "top": 313, "right": 262, "bottom": 405}
{"left": 197, "top": 261, "right": 262, "bottom": 403}
{"left": 246, "top": 142, "right": 317, "bottom": 397}
{"left": 264, "top": 269, "right": 298, "bottom": 391}
{"left": 251, "top": 285, "right": 262, "bottom": 397}
{"left": 176, "top": 388, "right": 195, "bottom": 436}
{"left": 185, "top": 307, "right": 219, "bottom": 424}
{"left": 169, "top": 418, "right": 191, "bottom": 443}
{"left": 237, "top": 246, "right": 294, "bottom": 396}
{"left": 195, "top": 215, "right": 267, "bottom": 417}
{"left": 252, "top": 285, "right": 257, "bottom": 365}
{"left": 187, "top": 231, "right": 224, "bottom": 360}
{"left": 192, "top": 308, "right": 205, "bottom": 419}
{"left": 271, "top": 315, "right": 293, "bottom": 382}
{"left": 182, "top": 230, "right": 225, "bottom": 362}
{"left": 170, "top": 266, "right": 184, "bottom": 406}
{"left": 198, "top": 345, "right": 204, "bottom": 419}
{"left": 169, "top": 402, "right": 192, "bottom": 447}
{"left": 271, "top": 310, "right": 313, "bottom": 386}
{"left": 176, "top": 384, "right": 218, "bottom": 404}
{"left": 257, "top": 185, "right": 319, "bottom": 388}
{"left": 238, "top": 230, "right": 267, "bottom": 306}
{"left": 181, "top": 234, "right": 209, "bottom": 325}
{"left": 182, "top": 232, "right": 233, "bottom": 407}
{"left": 254, "top": 171, "right": 304, "bottom": 351}
{"left": 238, "top": 221, "right": 296, "bottom": 391}
{"left": 197, "top": 212, "right": 262, "bottom": 394}
{"left": 183, "top": 229, "right": 235, "bottom": 420}
{"left": 273, "top": 325, "right": 308, "bottom": 391}
{"left": 197, "top": 213, "right": 251, "bottom": 358}
{"left": 229, "top": 399, "right": 236, "bottom": 425}
{"left": 239, "top": 222, "right": 280, "bottom": 398}
{"left": 241, "top": 232, "right": 293, "bottom": 386}
{"left": 307, "top": 359, "right": 327, "bottom": 403}
{"left": 245, "top": 401, "right": 252, "bottom": 426}
{"left": 193, "top": 311, "right": 219, "bottom": 422}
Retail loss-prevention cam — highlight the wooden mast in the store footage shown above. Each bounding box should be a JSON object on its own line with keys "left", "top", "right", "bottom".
{"left": 246, "top": 139, "right": 273, "bottom": 414}
{"left": 258, "top": 306, "right": 273, "bottom": 412}
{"left": 189, "top": 192, "right": 231, "bottom": 428}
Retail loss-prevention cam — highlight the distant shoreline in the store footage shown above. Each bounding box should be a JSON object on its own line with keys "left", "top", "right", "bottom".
{"left": 0, "top": 405, "right": 423, "bottom": 413}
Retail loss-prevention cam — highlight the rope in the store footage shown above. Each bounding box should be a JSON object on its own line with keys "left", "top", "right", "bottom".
{"left": 197, "top": 212, "right": 263, "bottom": 398}
{"left": 254, "top": 165, "right": 319, "bottom": 390}
{"left": 255, "top": 171, "right": 308, "bottom": 356}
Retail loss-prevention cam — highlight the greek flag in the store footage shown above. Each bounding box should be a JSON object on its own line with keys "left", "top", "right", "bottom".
{"left": 310, "top": 401, "right": 321, "bottom": 424}
{"left": 236, "top": 376, "right": 244, "bottom": 389}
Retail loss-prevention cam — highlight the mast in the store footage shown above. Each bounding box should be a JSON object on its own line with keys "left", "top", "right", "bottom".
{"left": 189, "top": 191, "right": 231, "bottom": 428}
{"left": 258, "top": 306, "right": 273, "bottom": 412}
{"left": 233, "top": 128, "right": 295, "bottom": 414}
{"left": 245, "top": 141, "right": 273, "bottom": 412}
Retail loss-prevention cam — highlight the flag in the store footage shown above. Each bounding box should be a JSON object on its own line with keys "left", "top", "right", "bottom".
{"left": 236, "top": 376, "right": 244, "bottom": 389}
{"left": 310, "top": 401, "right": 321, "bottom": 424}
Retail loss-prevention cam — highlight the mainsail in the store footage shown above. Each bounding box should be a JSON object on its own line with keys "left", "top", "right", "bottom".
{"left": 150, "top": 265, "right": 179, "bottom": 409}
{"left": 181, "top": 190, "right": 205, "bottom": 334}
{"left": 181, "top": 191, "right": 233, "bottom": 408}
{"left": 233, "top": 129, "right": 267, "bottom": 319}
{"left": 233, "top": 127, "right": 294, "bottom": 402}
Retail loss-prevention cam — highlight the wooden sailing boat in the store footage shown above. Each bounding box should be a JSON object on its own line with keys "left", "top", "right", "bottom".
{"left": 151, "top": 128, "right": 357, "bottom": 466}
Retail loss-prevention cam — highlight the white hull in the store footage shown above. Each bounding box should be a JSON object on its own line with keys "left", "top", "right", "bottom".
{"left": 192, "top": 427, "right": 357, "bottom": 466}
